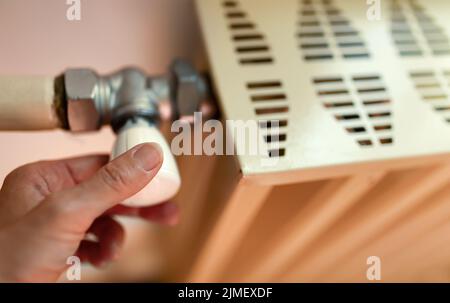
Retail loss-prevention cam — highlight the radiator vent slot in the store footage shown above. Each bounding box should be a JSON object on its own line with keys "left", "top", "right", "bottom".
{"left": 247, "top": 80, "right": 289, "bottom": 158}
{"left": 222, "top": 0, "right": 274, "bottom": 65}
{"left": 390, "top": 0, "right": 450, "bottom": 57}
{"left": 410, "top": 70, "right": 450, "bottom": 124}
{"left": 297, "top": 0, "right": 370, "bottom": 61}
{"left": 314, "top": 74, "right": 394, "bottom": 147}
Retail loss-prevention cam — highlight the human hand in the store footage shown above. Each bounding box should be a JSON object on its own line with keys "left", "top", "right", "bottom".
{"left": 0, "top": 143, "right": 179, "bottom": 282}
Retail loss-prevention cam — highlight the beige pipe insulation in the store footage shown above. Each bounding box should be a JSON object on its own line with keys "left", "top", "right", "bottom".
{"left": 0, "top": 75, "right": 62, "bottom": 130}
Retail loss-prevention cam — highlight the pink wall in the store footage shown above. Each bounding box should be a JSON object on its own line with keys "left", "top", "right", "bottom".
{"left": 0, "top": 0, "right": 204, "bottom": 182}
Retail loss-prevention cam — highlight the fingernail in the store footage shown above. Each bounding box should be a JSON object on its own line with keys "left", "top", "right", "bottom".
{"left": 97, "top": 260, "right": 112, "bottom": 269}
{"left": 163, "top": 202, "right": 178, "bottom": 216}
{"left": 163, "top": 203, "right": 179, "bottom": 226}
{"left": 133, "top": 143, "right": 163, "bottom": 172}
{"left": 111, "top": 242, "right": 121, "bottom": 260}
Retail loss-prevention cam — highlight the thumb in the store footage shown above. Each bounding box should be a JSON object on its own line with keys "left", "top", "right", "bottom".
{"left": 38, "top": 143, "right": 163, "bottom": 230}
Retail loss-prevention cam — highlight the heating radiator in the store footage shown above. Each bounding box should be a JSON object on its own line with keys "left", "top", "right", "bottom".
{"left": 75, "top": 0, "right": 450, "bottom": 282}
{"left": 152, "top": 0, "right": 450, "bottom": 283}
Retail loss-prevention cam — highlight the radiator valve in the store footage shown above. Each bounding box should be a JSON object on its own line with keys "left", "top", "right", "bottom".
{"left": 63, "top": 59, "right": 208, "bottom": 206}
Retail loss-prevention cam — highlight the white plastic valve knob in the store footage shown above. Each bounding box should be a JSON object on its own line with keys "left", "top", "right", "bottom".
{"left": 112, "top": 119, "right": 181, "bottom": 207}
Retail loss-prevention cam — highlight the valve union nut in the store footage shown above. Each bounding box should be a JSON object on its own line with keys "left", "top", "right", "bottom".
{"left": 64, "top": 69, "right": 103, "bottom": 132}
{"left": 169, "top": 59, "right": 208, "bottom": 120}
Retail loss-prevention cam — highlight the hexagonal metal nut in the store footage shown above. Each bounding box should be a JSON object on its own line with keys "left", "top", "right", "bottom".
{"left": 64, "top": 68, "right": 101, "bottom": 132}
{"left": 169, "top": 59, "right": 207, "bottom": 119}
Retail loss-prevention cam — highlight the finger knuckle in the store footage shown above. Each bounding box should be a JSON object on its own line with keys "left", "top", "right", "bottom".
{"left": 5, "top": 164, "right": 29, "bottom": 182}
{"left": 99, "top": 163, "right": 130, "bottom": 193}
{"left": 3, "top": 163, "right": 40, "bottom": 187}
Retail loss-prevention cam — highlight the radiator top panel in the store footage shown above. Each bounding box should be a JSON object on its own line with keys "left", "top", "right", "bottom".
{"left": 196, "top": 0, "right": 450, "bottom": 182}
